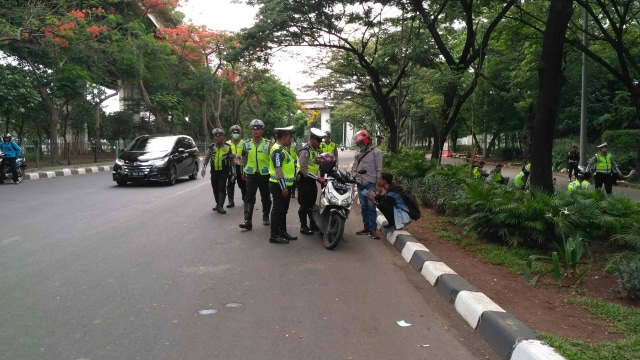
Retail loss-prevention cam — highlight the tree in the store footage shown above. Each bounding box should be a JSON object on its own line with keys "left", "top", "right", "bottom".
{"left": 529, "top": 0, "right": 574, "bottom": 193}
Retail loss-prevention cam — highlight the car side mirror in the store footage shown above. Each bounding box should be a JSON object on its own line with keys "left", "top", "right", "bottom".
{"left": 358, "top": 169, "right": 367, "bottom": 174}
{"left": 178, "top": 148, "right": 186, "bottom": 154}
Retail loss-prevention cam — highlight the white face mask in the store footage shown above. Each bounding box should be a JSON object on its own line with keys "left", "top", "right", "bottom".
{"left": 232, "top": 133, "right": 240, "bottom": 140}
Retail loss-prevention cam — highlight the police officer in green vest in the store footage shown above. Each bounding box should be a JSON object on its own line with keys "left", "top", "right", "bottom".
{"left": 239, "top": 119, "right": 272, "bottom": 230}
{"left": 288, "top": 139, "right": 299, "bottom": 198}
{"left": 226, "top": 125, "right": 246, "bottom": 208}
{"left": 201, "top": 128, "right": 234, "bottom": 214}
{"left": 268, "top": 126, "right": 297, "bottom": 244}
{"left": 587, "top": 142, "right": 619, "bottom": 195}
{"left": 297, "top": 128, "right": 326, "bottom": 235}
{"left": 567, "top": 172, "right": 592, "bottom": 191}
{"left": 514, "top": 163, "right": 531, "bottom": 190}
{"left": 320, "top": 130, "right": 338, "bottom": 164}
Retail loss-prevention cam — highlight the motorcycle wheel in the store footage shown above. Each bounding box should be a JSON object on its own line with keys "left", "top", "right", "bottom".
{"left": 323, "top": 212, "right": 344, "bottom": 250}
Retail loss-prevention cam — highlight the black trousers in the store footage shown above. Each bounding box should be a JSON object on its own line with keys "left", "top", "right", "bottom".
{"left": 210, "top": 169, "right": 228, "bottom": 206}
{"left": 0, "top": 157, "right": 18, "bottom": 182}
{"left": 567, "top": 162, "right": 579, "bottom": 179}
{"left": 297, "top": 177, "right": 317, "bottom": 227}
{"left": 376, "top": 199, "right": 396, "bottom": 228}
{"left": 246, "top": 174, "right": 272, "bottom": 217}
{"left": 270, "top": 182, "right": 291, "bottom": 236}
{"left": 227, "top": 165, "right": 246, "bottom": 203}
{"left": 594, "top": 172, "right": 614, "bottom": 195}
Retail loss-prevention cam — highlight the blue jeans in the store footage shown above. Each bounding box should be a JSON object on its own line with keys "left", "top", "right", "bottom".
{"left": 357, "top": 183, "right": 377, "bottom": 231}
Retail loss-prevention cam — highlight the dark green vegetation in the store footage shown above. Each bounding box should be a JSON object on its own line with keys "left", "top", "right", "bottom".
{"left": 388, "top": 151, "right": 640, "bottom": 359}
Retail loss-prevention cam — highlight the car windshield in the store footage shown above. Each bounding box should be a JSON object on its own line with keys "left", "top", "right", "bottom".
{"left": 126, "top": 137, "right": 176, "bottom": 152}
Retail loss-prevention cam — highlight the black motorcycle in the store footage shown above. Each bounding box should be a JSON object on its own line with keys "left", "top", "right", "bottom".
{"left": 0, "top": 151, "right": 27, "bottom": 184}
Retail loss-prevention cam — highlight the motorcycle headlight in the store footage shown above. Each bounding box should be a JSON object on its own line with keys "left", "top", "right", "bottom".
{"left": 340, "top": 197, "right": 351, "bottom": 207}
{"left": 329, "top": 194, "right": 341, "bottom": 205}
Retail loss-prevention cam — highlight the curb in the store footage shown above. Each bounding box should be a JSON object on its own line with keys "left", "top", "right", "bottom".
{"left": 25, "top": 166, "right": 112, "bottom": 181}
{"left": 375, "top": 216, "right": 566, "bottom": 360}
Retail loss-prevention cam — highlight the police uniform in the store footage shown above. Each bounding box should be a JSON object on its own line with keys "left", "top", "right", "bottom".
{"left": 288, "top": 141, "right": 299, "bottom": 198}
{"left": 239, "top": 120, "right": 272, "bottom": 230}
{"left": 202, "top": 130, "right": 234, "bottom": 214}
{"left": 269, "top": 126, "right": 297, "bottom": 244}
{"left": 514, "top": 163, "right": 531, "bottom": 189}
{"left": 297, "top": 128, "right": 325, "bottom": 234}
{"left": 587, "top": 143, "right": 618, "bottom": 195}
{"left": 320, "top": 139, "right": 338, "bottom": 162}
{"left": 226, "top": 136, "right": 246, "bottom": 207}
{"left": 568, "top": 179, "right": 589, "bottom": 191}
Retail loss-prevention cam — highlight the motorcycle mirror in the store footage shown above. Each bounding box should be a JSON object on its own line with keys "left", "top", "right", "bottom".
{"left": 358, "top": 169, "right": 367, "bottom": 174}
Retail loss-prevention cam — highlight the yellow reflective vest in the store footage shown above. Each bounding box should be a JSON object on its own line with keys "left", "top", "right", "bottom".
{"left": 208, "top": 143, "right": 231, "bottom": 170}
{"left": 320, "top": 141, "right": 336, "bottom": 155}
{"left": 269, "top": 143, "right": 295, "bottom": 186}
{"left": 594, "top": 154, "right": 612, "bottom": 174}
{"left": 243, "top": 138, "right": 271, "bottom": 175}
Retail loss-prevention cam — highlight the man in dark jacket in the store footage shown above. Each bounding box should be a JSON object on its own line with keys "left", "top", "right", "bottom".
{"left": 567, "top": 145, "right": 580, "bottom": 181}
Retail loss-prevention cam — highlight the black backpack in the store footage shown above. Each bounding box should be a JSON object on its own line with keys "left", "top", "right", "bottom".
{"left": 391, "top": 185, "right": 421, "bottom": 220}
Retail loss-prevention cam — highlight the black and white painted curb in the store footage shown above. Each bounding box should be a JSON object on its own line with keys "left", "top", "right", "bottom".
{"left": 375, "top": 215, "right": 566, "bottom": 360}
{"left": 25, "top": 166, "right": 112, "bottom": 181}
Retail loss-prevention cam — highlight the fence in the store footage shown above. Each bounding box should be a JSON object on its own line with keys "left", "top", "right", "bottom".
{"left": 14, "top": 139, "right": 212, "bottom": 169}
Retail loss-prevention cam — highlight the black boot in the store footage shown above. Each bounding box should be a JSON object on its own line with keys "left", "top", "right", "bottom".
{"left": 227, "top": 202, "right": 235, "bottom": 208}
{"left": 218, "top": 193, "right": 227, "bottom": 214}
{"left": 309, "top": 211, "right": 319, "bottom": 231}
{"left": 300, "top": 226, "right": 314, "bottom": 235}
{"left": 280, "top": 219, "right": 297, "bottom": 240}
{"left": 263, "top": 214, "right": 270, "bottom": 226}
{"left": 269, "top": 234, "right": 289, "bottom": 244}
{"left": 239, "top": 203, "right": 253, "bottom": 230}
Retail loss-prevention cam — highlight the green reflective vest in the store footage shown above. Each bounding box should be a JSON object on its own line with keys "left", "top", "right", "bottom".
{"left": 568, "top": 180, "right": 589, "bottom": 191}
{"left": 209, "top": 143, "right": 231, "bottom": 170}
{"left": 269, "top": 143, "right": 295, "bottom": 186}
{"left": 298, "top": 145, "right": 320, "bottom": 176}
{"left": 594, "top": 154, "right": 612, "bottom": 174}
{"left": 243, "top": 138, "right": 271, "bottom": 175}
{"left": 320, "top": 141, "right": 336, "bottom": 155}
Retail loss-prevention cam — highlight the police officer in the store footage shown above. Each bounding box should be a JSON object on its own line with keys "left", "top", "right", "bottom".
{"left": 268, "top": 126, "right": 297, "bottom": 244}
{"left": 297, "top": 128, "right": 326, "bottom": 235}
{"left": 239, "top": 119, "right": 272, "bottom": 230}
{"left": 568, "top": 172, "right": 592, "bottom": 191}
{"left": 226, "top": 125, "right": 246, "bottom": 208}
{"left": 587, "top": 142, "right": 619, "bottom": 195}
{"left": 288, "top": 138, "right": 299, "bottom": 198}
{"left": 320, "top": 130, "right": 338, "bottom": 164}
{"left": 567, "top": 145, "right": 580, "bottom": 181}
{"left": 514, "top": 163, "right": 531, "bottom": 190}
{"left": 201, "top": 128, "right": 234, "bottom": 214}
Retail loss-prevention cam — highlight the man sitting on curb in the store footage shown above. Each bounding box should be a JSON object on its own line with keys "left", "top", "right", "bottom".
{"left": 366, "top": 172, "right": 412, "bottom": 233}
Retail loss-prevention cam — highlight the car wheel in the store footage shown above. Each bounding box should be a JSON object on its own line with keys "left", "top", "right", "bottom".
{"left": 189, "top": 163, "right": 198, "bottom": 180}
{"left": 167, "top": 165, "right": 177, "bottom": 186}
{"left": 116, "top": 180, "right": 128, "bottom": 186}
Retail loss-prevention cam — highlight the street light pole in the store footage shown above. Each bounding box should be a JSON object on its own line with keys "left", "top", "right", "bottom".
{"left": 580, "top": 6, "right": 588, "bottom": 166}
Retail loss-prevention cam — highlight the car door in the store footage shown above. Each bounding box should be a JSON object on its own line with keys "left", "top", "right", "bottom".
{"left": 173, "top": 137, "right": 188, "bottom": 177}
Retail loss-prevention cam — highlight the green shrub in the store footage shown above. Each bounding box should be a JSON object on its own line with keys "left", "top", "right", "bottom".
{"left": 607, "top": 252, "right": 640, "bottom": 300}
{"left": 383, "top": 148, "right": 435, "bottom": 181}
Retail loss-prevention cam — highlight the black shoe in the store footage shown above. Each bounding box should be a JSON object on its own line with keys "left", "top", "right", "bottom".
{"left": 227, "top": 202, "right": 235, "bottom": 208}
{"left": 356, "top": 229, "right": 369, "bottom": 235}
{"left": 239, "top": 221, "right": 252, "bottom": 230}
{"left": 310, "top": 224, "right": 320, "bottom": 232}
{"left": 263, "top": 215, "right": 270, "bottom": 226}
{"left": 269, "top": 235, "right": 289, "bottom": 244}
{"left": 281, "top": 232, "right": 297, "bottom": 241}
{"left": 300, "top": 227, "right": 314, "bottom": 235}
{"left": 218, "top": 207, "right": 227, "bottom": 214}
{"left": 291, "top": 193, "right": 296, "bottom": 198}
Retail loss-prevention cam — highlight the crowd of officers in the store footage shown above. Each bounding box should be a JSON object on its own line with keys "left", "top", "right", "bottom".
{"left": 201, "top": 119, "right": 339, "bottom": 245}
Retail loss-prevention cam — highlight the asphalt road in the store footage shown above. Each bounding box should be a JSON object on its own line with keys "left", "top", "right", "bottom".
{"left": 0, "top": 164, "right": 497, "bottom": 360}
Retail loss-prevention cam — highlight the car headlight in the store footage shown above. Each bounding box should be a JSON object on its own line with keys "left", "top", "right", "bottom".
{"left": 148, "top": 157, "right": 169, "bottom": 166}
{"left": 115, "top": 158, "right": 124, "bottom": 166}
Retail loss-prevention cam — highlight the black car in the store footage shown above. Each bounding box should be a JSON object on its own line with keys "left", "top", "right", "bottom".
{"left": 112, "top": 135, "right": 199, "bottom": 186}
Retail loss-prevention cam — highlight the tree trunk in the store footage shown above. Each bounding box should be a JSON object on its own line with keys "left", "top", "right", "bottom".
{"left": 202, "top": 101, "right": 209, "bottom": 143}
{"left": 530, "top": 0, "right": 574, "bottom": 193}
{"left": 138, "top": 79, "right": 165, "bottom": 132}
{"left": 37, "top": 84, "right": 60, "bottom": 164}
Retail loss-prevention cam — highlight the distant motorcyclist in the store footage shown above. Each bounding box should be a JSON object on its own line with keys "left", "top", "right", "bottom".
{"left": 0, "top": 133, "right": 22, "bottom": 184}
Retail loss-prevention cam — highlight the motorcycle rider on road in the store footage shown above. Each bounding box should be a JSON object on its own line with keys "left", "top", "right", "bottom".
{"left": 0, "top": 133, "right": 22, "bottom": 184}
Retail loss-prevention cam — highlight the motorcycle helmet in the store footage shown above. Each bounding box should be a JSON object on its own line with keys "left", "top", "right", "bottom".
{"left": 353, "top": 130, "right": 371, "bottom": 147}
{"left": 212, "top": 128, "right": 224, "bottom": 136}
{"left": 317, "top": 152, "right": 336, "bottom": 174}
{"left": 249, "top": 119, "right": 265, "bottom": 129}
{"left": 3, "top": 133, "right": 11, "bottom": 141}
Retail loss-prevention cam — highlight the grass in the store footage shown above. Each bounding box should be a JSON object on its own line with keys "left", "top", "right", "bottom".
{"left": 422, "top": 214, "right": 640, "bottom": 360}
{"left": 538, "top": 298, "right": 640, "bottom": 360}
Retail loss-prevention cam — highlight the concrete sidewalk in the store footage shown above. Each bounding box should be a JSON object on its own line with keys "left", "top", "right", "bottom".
{"left": 23, "top": 162, "right": 114, "bottom": 181}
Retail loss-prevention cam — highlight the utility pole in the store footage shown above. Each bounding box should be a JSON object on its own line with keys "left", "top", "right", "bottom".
{"left": 579, "top": 6, "right": 588, "bottom": 166}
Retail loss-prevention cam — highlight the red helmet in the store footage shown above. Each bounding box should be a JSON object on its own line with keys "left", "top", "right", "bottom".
{"left": 354, "top": 130, "right": 371, "bottom": 147}
{"left": 316, "top": 152, "right": 336, "bottom": 174}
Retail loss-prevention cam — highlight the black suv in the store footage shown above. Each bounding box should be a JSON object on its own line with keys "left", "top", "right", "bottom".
{"left": 112, "top": 135, "right": 199, "bottom": 186}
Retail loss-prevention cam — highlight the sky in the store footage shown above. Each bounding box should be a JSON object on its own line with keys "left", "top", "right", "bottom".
{"left": 179, "top": 0, "right": 316, "bottom": 98}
